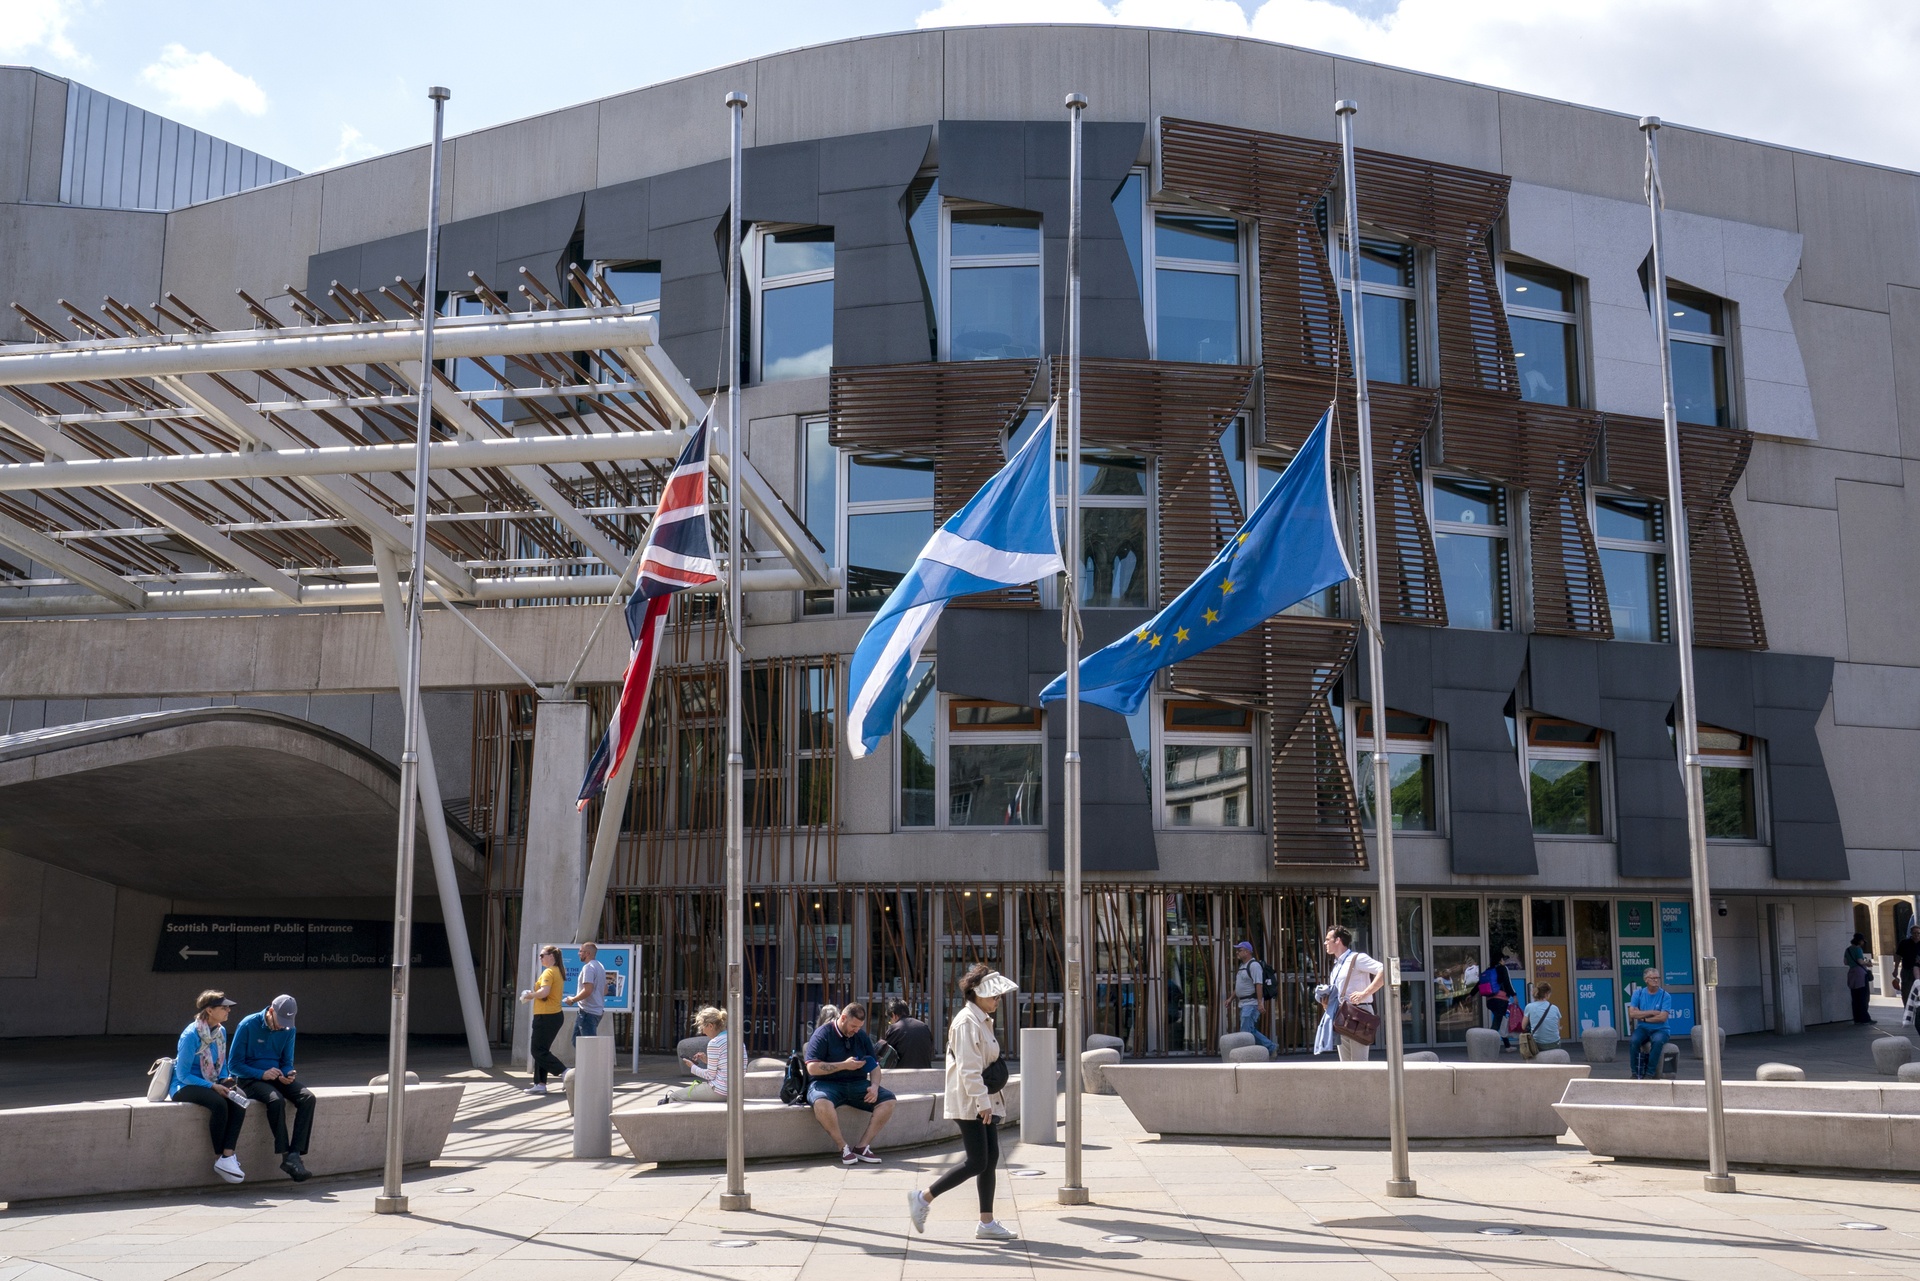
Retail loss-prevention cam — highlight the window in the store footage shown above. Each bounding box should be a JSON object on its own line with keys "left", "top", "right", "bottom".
{"left": 1593, "top": 492, "right": 1669, "bottom": 643}
{"left": 1009, "top": 408, "right": 1151, "bottom": 610}
{"left": 1664, "top": 286, "right": 1731, "bottom": 427}
{"left": 1526, "top": 717, "right": 1605, "bottom": 836}
{"left": 800, "top": 417, "right": 836, "bottom": 616}
{"left": 595, "top": 260, "right": 661, "bottom": 312}
{"left": 897, "top": 662, "right": 1045, "bottom": 829}
{"left": 943, "top": 205, "right": 1042, "bottom": 361}
{"left": 1353, "top": 707, "right": 1438, "bottom": 832}
{"left": 753, "top": 227, "right": 833, "bottom": 382}
{"left": 1152, "top": 211, "right": 1244, "bottom": 364}
{"left": 1698, "top": 725, "right": 1759, "bottom": 841}
{"left": 1502, "top": 260, "right": 1582, "bottom": 407}
{"left": 1428, "top": 475, "right": 1512, "bottom": 630}
{"left": 439, "top": 294, "right": 505, "bottom": 420}
{"left": 843, "top": 454, "right": 935, "bottom": 614}
{"left": 1335, "top": 235, "right": 1421, "bottom": 385}
{"left": 1160, "top": 700, "right": 1255, "bottom": 828}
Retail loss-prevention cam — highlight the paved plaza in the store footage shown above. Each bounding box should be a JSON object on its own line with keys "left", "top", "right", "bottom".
{"left": 1, "top": 1002, "right": 1916, "bottom": 1280}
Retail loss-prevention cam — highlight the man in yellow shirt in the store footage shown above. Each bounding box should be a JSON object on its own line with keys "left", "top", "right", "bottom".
{"left": 519, "top": 945, "right": 566, "bottom": 1096}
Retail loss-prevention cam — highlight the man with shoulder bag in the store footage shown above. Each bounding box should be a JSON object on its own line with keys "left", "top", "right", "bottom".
{"left": 1314, "top": 926, "right": 1384, "bottom": 1062}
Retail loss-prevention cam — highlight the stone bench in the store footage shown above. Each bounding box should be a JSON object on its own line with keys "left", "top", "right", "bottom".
{"left": 1102, "top": 1061, "right": 1588, "bottom": 1140}
{"left": 735, "top": 1067, "right": 945, "bottom": 1100}
{"left": 0, "top": 1083, "right": 464, "bottom": 1204}
{"left": 1553, "top": 1078, "right": 1920, "bottom": 1173}
{"left": 614, "top": 1079, "right": 1019, "bottom": 1166}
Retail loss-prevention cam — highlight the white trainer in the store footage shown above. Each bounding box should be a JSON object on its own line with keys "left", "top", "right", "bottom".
{"left": 975, "top": 1220, "right": 1017, "bottom": 1241}
{"left": 906, "top": 1189, "right": 929, "bottom": 1234}
{"left": 213, "top": 1155, "right": 245, "bottom": 1184}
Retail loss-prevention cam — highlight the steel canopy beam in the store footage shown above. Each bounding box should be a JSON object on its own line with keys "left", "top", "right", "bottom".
{"left": 0, "top": 565, "right": 828, "bottom": 617}
{"left": 0, "top": 429, "right": 691, "bottom": 491}
{"left": 0, "top": 513, "right": 147, "bottom": 609}
{"left": 0, "top": 309, "right": 662, "bottom": 387}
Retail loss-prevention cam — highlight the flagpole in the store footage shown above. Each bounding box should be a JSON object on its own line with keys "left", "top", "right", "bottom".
{"left": 375, "top": 83, "right": 448, "bottom": 1218}
{"left": 1335, "top": 99, "right": 1416, "bottom": 1200}
{"left": 720, "top": 87, "right": 751, "bottom": 1214}
{"left": 1058, "top": 89, "right": 1091, "bottom": 1207}
{"left": 1640, "top": 116, "right": 1735, "bottom": 1195}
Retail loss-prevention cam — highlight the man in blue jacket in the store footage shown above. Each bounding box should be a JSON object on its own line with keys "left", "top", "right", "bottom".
{"left": 231, "top": 994, "right": 315, "bottom": 1181}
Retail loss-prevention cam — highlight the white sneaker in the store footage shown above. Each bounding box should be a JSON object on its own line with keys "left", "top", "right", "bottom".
{"left": 975, "top": 1220, "right": 1017, "bottom": 1241}
{"left": 906, "top": 1190, "right": 929, "bottom": 1234}
{"left": 214, "top": 1155, "right": 245, "bottom": 1184}
{"left": 523, "top": 1083, "right": 548, "bottom": 1095}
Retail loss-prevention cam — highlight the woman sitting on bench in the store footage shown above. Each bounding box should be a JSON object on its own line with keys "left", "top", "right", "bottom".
{"left": 170, "top": 990, "right": 250, "bottom": 1183}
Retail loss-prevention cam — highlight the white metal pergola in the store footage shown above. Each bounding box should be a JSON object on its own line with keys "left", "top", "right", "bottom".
{"left": 0, "top": 280, "right": 830, "bottom": 617}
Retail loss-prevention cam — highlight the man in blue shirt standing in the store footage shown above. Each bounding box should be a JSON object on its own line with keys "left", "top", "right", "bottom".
{"left": 1625, "top": 969, "right": 1675, "bottom": 1080}
{"left": 230, "top": 994, "right": 316, "bottom": 1181}
{"left": 804, "top": 1002, "right": 896, "bottom": 1165}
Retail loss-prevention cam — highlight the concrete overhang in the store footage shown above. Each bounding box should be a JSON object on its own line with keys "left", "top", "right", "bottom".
{"left": 0, "top": 708, "right": 483, "bottom": 899}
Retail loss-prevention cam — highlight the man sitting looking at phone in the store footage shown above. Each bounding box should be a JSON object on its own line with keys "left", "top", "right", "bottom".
{"left": 230, "top": 994, "right": 316, "bottom": 1181}
{"left": 804, "top": 1002, "right": 896, "bottom": 1165}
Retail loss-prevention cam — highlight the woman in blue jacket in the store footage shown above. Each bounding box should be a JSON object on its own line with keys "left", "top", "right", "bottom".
{"left": 171, "top": 990, "right": 249, "bottom": 1183}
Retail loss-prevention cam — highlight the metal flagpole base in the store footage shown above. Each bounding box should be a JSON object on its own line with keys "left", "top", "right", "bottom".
{"left": 1703, "top": 1174, "right": 1737, "bottom": 1194}
{"left": 1057, "top": 1186, "right": 1090, "bottom": 1205}
{"left": 720, "top": 1192, "right": 752, "bottom": 1211}
{"left": 374, "top": 1196, "right": 410, "bottom": 1215}
{"left": 1384, "top": 1179, "right": 1419, "bottom": 1199}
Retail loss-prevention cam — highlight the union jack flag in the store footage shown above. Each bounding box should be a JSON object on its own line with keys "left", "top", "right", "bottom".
{"left": 577, "top": 417, "right": 719, "bottom": 807}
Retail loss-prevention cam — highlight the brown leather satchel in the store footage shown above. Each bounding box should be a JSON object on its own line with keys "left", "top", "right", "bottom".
{"left": 1332, "top": 999, "right": 1380, "bottom": 1046}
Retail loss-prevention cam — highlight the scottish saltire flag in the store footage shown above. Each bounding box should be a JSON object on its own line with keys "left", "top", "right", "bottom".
{"left": 1041, "top": 407, "right": 1352, "bottom": 715}
{"left": 846, "top": 404, "right": 1065, "bottom": 759}
{"left": 577, "top": 417, "right": 719, "bottom": 806}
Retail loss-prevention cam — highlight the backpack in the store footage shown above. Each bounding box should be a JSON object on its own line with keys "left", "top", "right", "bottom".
{"left": 1247, "top": 958, "right": 1277, "bottom": 1003}
{"left": 779, "top": 1051, "right": 808, "bottom": 1106}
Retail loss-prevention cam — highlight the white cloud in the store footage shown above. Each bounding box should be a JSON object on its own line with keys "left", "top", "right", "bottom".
{"left": 325, "top": 124, "right": 381, "bottom": 169}
{"left": 915, "top": 0, "right": 1920, "bottom": 171}
{"left": 0, "top": 0, "right": 85, "bottom": 65}
{"left": 138, "top": 43, "right": 268, "bottom": 118}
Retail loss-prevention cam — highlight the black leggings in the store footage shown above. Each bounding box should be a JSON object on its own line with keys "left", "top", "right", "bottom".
{"left": 928, "top": 1117, "right": 998, "bottom": 1214}
{"left": 530, "top": 1013, "right": 566, "bottom": 1084}
{"left": 174, "top": 1084, "right": 247, "bottom": 1156}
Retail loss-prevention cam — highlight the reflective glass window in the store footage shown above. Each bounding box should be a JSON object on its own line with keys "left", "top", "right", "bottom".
{"left": 1155, "top": 269, "right": 1241, "bottom": 363}
{"left": 949, "top": 265, "right": 1041, "bottom": 361}
{"left": 899, "top": 662, "right": 937, "bottom": 827}
{"left": 848, "top": 455, "right": 934, "bottom": 504}
{"left": 1336, "top": 237, "right": 1421, "bottom": 386}
{"left": 847, "top": 509, "right": 934, "bottom": 613}
{"left": 760, "top": 277, "right": 833, "bottom": 381}
{"left": 600, "top": 261, "right": 661, "bottom": 308}
{"left": 1594, "top": 493, "right": 1668, "bottom": 643}
{"left": 1429, "top": 476, "right": 1511, "bottom": 630}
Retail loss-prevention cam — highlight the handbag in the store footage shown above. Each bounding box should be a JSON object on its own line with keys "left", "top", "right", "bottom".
{"left": 981, "top": 1052, "right": 1009, "bottom": 1093}
{"left": 146, "top": 1057, "right": 174, "bottom": 1102}
{"left": 1506, "top": 1003, "right": 1526, "bottom": 1033}
{"left": 1332, "top": 999, "right": 1379, "bottom": 1046}
{"left": 1517, "top": 1007, "right": 1541, "bottom": 1060}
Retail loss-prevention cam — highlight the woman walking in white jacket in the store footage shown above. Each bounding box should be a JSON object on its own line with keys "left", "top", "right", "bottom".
{"left": 905, "top": 963, "right": 1018, "bottom": 1241}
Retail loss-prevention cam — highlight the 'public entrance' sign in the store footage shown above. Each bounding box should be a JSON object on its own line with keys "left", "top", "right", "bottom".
{"left": 153, "top": 914, "right": 451, "bottom": 972}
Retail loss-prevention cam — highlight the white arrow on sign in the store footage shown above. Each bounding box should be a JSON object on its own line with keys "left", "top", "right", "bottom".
{"left": 179, "top": 946, "right": 219, "bottom": 960}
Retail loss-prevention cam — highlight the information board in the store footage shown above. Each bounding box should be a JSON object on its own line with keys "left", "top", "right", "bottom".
{"left": 555, "top": 944, "right": 635, "bottom": 1013}
{"left": 1618, "top": 943, "right": 1658, "bottom": 989}
{"left": 1660, "top": 901, "right": 1695, "bottom": 986}
{"left": 154, "top": 914, "right": 450, "bottom": 972}
{"left": 1575, "top": 976, "right": 1618, "bottom": 1037}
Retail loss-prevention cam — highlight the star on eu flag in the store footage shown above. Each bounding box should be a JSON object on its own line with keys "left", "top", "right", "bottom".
{"left": 1203, "top": 608, "right": 1219, "bottom": 624}
{"left": 1174, "top": 627, "right": 1190, "bottom": 643}
{"left": 1148, "top": 633, "right": 1162, "bottom": 648}
{"left": 1221, "top": 580, "right": 1235, "bottom": 594}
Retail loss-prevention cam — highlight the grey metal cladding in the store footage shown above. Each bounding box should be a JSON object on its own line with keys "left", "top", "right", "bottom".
{"left": 936, "top": 606, "right": 1156, "bottom": 871}
{"left": 1374, "top": 626, "right": 1534, "bottom": 874}
{"left": 581, "top": 161, "right": 729, "bottom": 386}
{"left": 582, "top": 180, "right": 649, "bottom": 260}
{"left": 491, "top": 193, "right": 583, "bottom": 296}
{"left": 939, "top": 120, "right": 1149, "bottom": 360}
{"left": 1726, "top": 649, "right": 1845, "bottom": 881}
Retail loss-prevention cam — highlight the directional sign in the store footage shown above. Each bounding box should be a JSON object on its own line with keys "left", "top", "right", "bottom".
{"left": 153, "top": 914, "right": 450, "bottom": 972}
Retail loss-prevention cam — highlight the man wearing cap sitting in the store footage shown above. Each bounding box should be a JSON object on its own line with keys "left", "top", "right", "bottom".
{"left": 804, "top": 1001, "right": 897, "bottom": 1165}
{"left": 230, "top": 995, "right": 316, "bottom": 1182}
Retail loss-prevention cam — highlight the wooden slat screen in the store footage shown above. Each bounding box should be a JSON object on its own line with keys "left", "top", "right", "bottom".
{"left": 1601, "top": 413, "right": 1767, "bottom": 649}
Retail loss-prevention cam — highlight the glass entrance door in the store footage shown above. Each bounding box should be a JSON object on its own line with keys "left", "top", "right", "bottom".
{"left": 1431, "top": 896, "right": 1482, "bottom": 1043}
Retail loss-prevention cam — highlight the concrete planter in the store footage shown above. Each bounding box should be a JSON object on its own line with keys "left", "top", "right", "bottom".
{"left": 1554, "top": 1078, "right": 1920, "bottom": 1173}
{"left": 1103, "top": 1061, "right": 1588, "bottom": 1140}
{"left": 0, "top": 1084, "right": 463, "bottom": 1204}
{"left": 1082, "top": 1048, "right": 1121, "bottom": 1094}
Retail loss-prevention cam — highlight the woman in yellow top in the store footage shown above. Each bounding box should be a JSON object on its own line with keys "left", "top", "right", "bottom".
{"left": 519, "top": 944, "right": 566, "bottom": 1096}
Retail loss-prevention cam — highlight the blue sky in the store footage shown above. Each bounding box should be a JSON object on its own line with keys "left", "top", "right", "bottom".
{"left": 5, "top": 0, "right": 1918, "bottom": 175}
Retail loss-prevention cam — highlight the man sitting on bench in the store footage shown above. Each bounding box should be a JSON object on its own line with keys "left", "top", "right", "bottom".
{"left": 804, "top": 1002, "right": 896, "bottom": 1165}
{"left": 230, "top": 994, "right": 316, "bottom": 1181}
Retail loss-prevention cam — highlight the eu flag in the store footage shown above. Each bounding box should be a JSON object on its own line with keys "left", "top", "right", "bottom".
{"left": 1040, "top": 408, "right": 1352, "bottom": 715}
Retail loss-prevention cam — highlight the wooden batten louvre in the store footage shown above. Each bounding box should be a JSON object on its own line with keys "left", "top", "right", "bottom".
{"left": 1157, "top": 118, "right": 1344, "bottom": 376}
{"left": 1601, "top": 413, "right": 1766, "bottom": 649}
{"left": 829, "top": 359, "right": 1042, "bottom": 607}
{"left": 1353, "top": 149, "right": 1516, "bottom": 397}
{"left": 1437, "top": 389, "right": 1609, "bottom": 637}
{"left": 1266, "top": 616, "right": 1367, "bottom": 867}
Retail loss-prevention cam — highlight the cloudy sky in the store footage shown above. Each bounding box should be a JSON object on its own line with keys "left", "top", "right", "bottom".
{"left": 4, "top": 0, "right": 1916, "bottom": 175}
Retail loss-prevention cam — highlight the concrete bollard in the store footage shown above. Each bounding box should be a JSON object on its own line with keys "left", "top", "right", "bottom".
{"left": 572, "top": 1036, "right": 614, "bottom": 1159}
{"left": 1464, "top": 1028, "right": 1502, "bottom": 1062}
{"left": 1870, "top": 1035, "right": 1913, "bottom": 1075}
{"left": 1020, "top": 1026, "right": 1058, "bottom": 1145}
{"left": 1755, "top": 1062, "right": 1804, "bottom": 1081}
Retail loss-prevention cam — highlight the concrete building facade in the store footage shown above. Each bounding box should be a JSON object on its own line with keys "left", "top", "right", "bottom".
{"left": 1, "top": 30, "right": 1917, "bottom": 1056}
